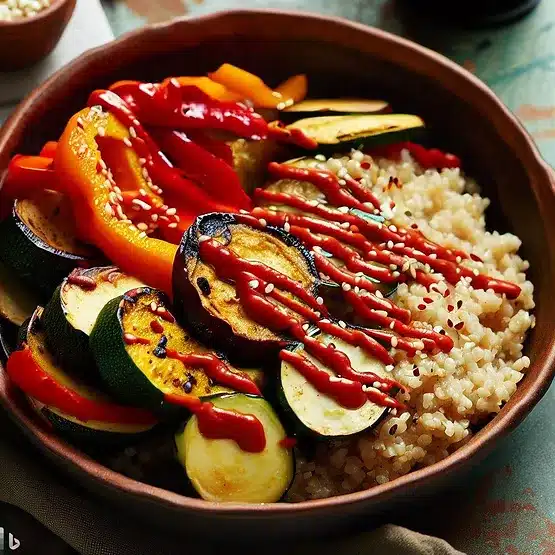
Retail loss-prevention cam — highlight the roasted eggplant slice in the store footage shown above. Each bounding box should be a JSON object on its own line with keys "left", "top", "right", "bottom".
{"left": 287, "top": 114, "right": 425, "bottom": 150}
{"left": 279, "top": 328, "right": 392, "bottom": 437}
{"left": 16, "top": 308, "right": 157, "bottom": 445}
{"left": 283, "top": 98, "right": 390, "bottom": 118}
{"left": 42, "top": 267, "right": 144, "bottom": 382}
{"left": 0, "top": 190, "right": 101, "bottom": 299}
{"left": 175, "top": 394, "right": 294, "bottom": 503}
{"left": 90, "top": 287, "right": 258, "bottom": 410}
{"left": 173, "top": 212, "right": 320, "bottom": 365}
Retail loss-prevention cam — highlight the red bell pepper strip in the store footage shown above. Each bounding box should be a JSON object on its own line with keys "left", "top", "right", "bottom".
{"left": 185, "top": 130, "right": 234, "bottom": 166}
{"left": 40, "top": 141, "right": 58, "bottom": 158}
{"left": 150, "top": 128, "right": 252, "bottom": 210}
{"left": 369, "top": 142, "right": 461, "bottom": 170}
{"left": 7, "top": 345, "right": 157, "bottom": 425}
{"left": 1, "top": 155, "right": 57, "bottom": 201}
{"left": 107, "top": 79, "right": 269, "bottom": 139}
{"left": 88, "top": 89, "right": 238, "bottom": 213}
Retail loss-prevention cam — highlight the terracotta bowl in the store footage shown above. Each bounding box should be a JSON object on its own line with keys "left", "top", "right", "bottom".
{"left": 0, "top": 0, "right": 76, "bottom": 71}
{"left": 0, "top": 9, "right": 554, "bottom": 539}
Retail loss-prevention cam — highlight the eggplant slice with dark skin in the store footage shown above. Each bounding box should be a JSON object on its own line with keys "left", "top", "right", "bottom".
{"left": 173, "top": 212, "right": 324, "bottom": 366}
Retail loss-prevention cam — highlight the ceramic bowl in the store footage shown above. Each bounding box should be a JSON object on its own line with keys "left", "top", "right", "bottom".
{"left": 0, "top": 0, "right": 76, "bottom": 71}
{"left": 0, "top": 8, "right": 554, "bottom": 539}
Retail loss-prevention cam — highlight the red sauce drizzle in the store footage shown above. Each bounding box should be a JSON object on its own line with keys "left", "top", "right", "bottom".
{"left": 165, "top": 348, "right": 261, "bottom": 396}
{"left": 67, "top": 270, "right": 97, "bottom": 290}
{"left": 201, "top": 241, "right": 405, "bottom": 410}
{"left": 263, "top": 164, "right": 521, "bottom": 300}
{"left": 123, "top": 333, "right": 151, "bottom": 345}
{"left": 150, "top": 320, "right": 164, "bottom": 333}
{"left": 164, "top": 394, "right": 265, "bottom": 453}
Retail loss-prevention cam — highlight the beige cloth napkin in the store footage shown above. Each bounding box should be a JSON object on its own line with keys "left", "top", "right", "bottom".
{"left": 0, "top": 411, "right": 463, "bottom": 555}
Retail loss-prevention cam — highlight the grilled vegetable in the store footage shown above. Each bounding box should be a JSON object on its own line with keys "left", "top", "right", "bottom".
{"left": 0, "top": 190, "right": 100, "bottom": 299}
{"left": 8, "top": 308, "right": 157, "bottom": 445}
{"left": 173, "top": 212, "right": 320, "bottom": 365}
{"left": 283, "top": 98, "right": 390, "bottom": 118}
{"left": 175, "top": 394, "right": 294, "bottom": 503}
{"left": 0, "top": 259, "right": 38, "bottom": 326}
{"left": 42, "top": 267, "right": 144, "bottom": 382}
{"left": 279, "top": 329, "right": 391, "bottom": 437}
{"left": 90, "top": 287, "right": 259, "bottom": 411}
{"left": 287, "top": 114, "right": 425, "bottom": 150}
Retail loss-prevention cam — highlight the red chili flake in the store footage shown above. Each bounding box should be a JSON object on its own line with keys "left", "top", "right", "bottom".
{"left": 423, "top": 297, "right": 433, "bottom": 304}
{"left": 447, "top": 305, "right": 454, "bottom": 312}
{"left": 418, "top": 304, "right": 426, "bottom": 310}
{"left": 279, "top": 437, "right": 297, "bottom": 449}
{"left": 361, "top": 161, "right": 371, "bottom": 170}
{"left": 457, "top": 300, "right": 463, "bottom": 309}
{"left": 470, "top": 253, "right": 482, "bottom": 262}
{"left": 443, "top": 289, "right": 450, "bottom": 298}
{"left": 455, "top": 321, "right": 465, "bottom": 330}
{"left": 390, "top": 202, "right": 396, "bottom": 208}
{"left": 150, "top": 320, "right": 164, "bottom": 333}
{"left": 411, "top": 224, "right": 419, "bottom": 229}
{"left": 172, "top": 378, "right": 181, "bottom": 388}
{"left": 447, "top": 319, "right": 454, "bottom": 328}
{"left": 413, "top": 367, "right": 420, "bottom": 376}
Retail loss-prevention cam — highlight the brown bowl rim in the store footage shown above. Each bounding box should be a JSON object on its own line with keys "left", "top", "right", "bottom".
{"left": 1, "top": 8, "right": 554, "bottom": 517}
{"left": 0, "top": 0, "right": 71, "bottom": 27}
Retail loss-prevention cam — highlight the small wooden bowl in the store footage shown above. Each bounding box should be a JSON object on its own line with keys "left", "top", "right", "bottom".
{"left": 0, "top": 0, "right": 76, "bottom": 71}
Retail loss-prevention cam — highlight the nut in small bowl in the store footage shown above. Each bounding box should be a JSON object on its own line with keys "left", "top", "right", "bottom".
{"left": 0, "top": 0, "right": 76, "bottom": 71}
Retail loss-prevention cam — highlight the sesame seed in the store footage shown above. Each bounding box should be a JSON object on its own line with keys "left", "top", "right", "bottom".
{"left": 389, "top": 264, "right": 397, "bottom": 271}
{"left": 341, "top": 282, "right": 351, "bottom": 291}
{"left": 132, "top": 199, "right": 152, "bottom": 211}
{"left": 392, "top": 271, "right": 401, "bottom": 278}
{"left": 316, "top": 296, "right": 324, "bottom": 305}
{"left": 151, "top": 214, "right": 159, "bottom": 222}
{"left": 391, "top": 336, "right": 398, "bottom": 347}
{"left": 249, "top": 279, "right": 259, "bottom": 288}
{"left": 168, "top": 222, "right": 178, "bottom": 228}
{"left": 137, "top": 222, "right": 148, "bottom": 231}
{"left": 139, "top": 158, "right": 147, "bottom": 166}
{"left": 385, "top": 365, "right": 395, "bottom": 372}
{"left": 123, "top": 137, "right": 132, "bottom": 147}
{"left": 284, "top": 222, "right": 291, "bottom": 232}
{"left": 389, "top": 322, "right": 395, "bottom": 329}
{"left": 376, "top": 290, "right": 383, "bottom": 298}
{"left": 302, "top": 323, "right": 310, "bottom": 331}
{"left": 373, "top": 381, "right": 381, "bottom": 388}
{"left": 139, "top": 188, "right": 147, "bottom": 197}
{"left": 138, "top": 231, "right": 147, "bottom": 239}
{"left": 389, "top": 225, "right": 397, "bottom": 233}
{"left": 338, "top": 206, "right": 350, "bottom": 213}
{"left": 320, "top": 318, "right": 330, "bottom": 324}
{"left": 473, "top": 269, "right": 480, "bottom": 276}
{"left": 258, "top": 218, "right": 267, "bottom": 227}
{"left": 98, "top": 127, "right": 106, "bottom": 137}
{"left": 150, "top": 302, "right": 157, "bottom": 311}
{"left": 354, "top": 286, "right": 360, "bottom": 293}
{"left": 77, "top": 117, "right": 84, "bottom": 128}
{"left": 387, "top": 241, "right": 394, "bottom": 249}
{"left": 115, "top": 205, "right": 126, "bottom": 220}
{"left": 198, "top": 235, "right": 211, "bottom": 243}
{"left": 104, "top": 203, "right": 114, "bottom": 216}
{"left": 141, "top": 168, "right": 149, "bottom": 180}
{"left": 339, "top": 320, "right": 347, "bottom": 328}
{"left": 129, "top": 126, "right": 137, "bottom": 138}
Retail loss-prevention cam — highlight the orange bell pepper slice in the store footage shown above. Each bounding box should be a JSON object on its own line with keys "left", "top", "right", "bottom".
{"left": 275, "top": 74, "right": 308, "bottom": 105}
{"left": 209, "top": 63, "right": 285, "bottom": 108}
{"left": 55, "top": 107, "right": 177, "bottom": 294}
{"left": 161, "top": 76, "right": 242, "bottom": 102}
{"left": 40, "top": 141, "right": 58, "bottom": 158}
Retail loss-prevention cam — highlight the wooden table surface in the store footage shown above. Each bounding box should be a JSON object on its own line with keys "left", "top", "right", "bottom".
{"left": 2, "top": 1, "right": 555, "bottom": 553}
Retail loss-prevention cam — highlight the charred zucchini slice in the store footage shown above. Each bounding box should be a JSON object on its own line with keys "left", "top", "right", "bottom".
{"left": 287, "top": 114, "right": 424, "bottom": 149}
{"left": 0, "top": 259, "right": 38, "bottom": 326}
{"left": 0, "top": 191, "right": 101, "bottom": 299}
{"left": 279, "top": 328, "right": 391, "bottom": 437}
{"left": 173, "top": 212, "right": 320, "bottom": 365}
{"left": 175, "top": 394, "right": 294, "bottom": 503}
{"left": 42, "top": 267, "right": 144, "bottom": 382}
{"left": 90, "top": 287, "right": 255, "bottom": 411}
{"left": 283, "top": 98, "right": 390, "bottom": 117}
{"left": 19, "top": 308, "right": 156, "bottom": 445}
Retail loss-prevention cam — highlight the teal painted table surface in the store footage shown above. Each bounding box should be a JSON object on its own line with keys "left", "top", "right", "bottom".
{"left": 100, "top": 1, "right": 555, "bottom": 552}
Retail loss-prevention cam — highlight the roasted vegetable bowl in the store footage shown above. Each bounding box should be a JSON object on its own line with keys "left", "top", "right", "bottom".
{"left": 0, "top": 9, "right": 553, "bottom": 538}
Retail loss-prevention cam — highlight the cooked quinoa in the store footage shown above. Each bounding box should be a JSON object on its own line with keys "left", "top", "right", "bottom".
{"left": 285, "top": 148, "right": 534, "bottom": 501}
